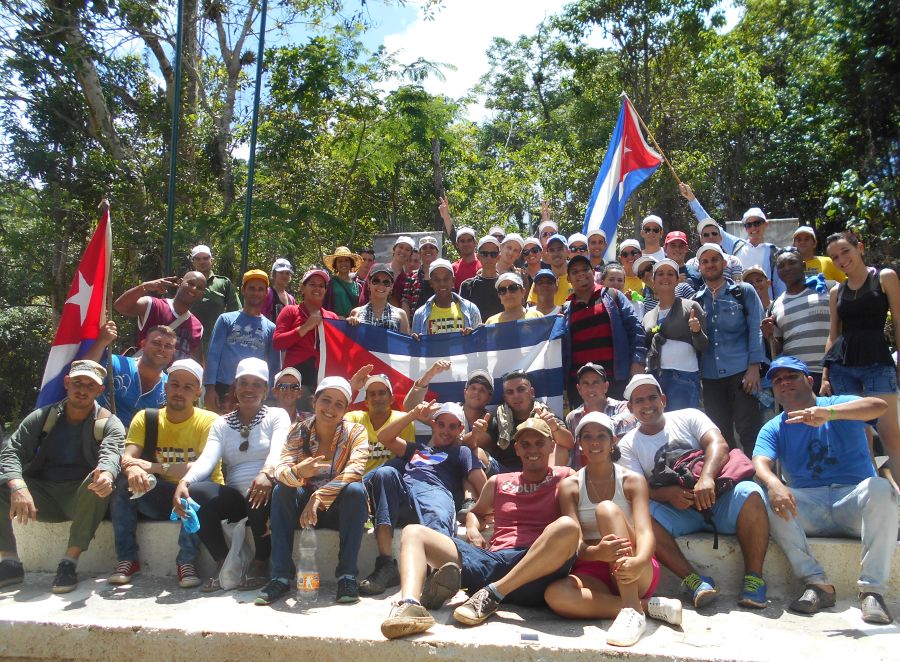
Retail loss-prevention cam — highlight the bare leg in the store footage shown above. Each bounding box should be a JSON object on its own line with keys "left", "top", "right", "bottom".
{"left": 735, "top": 492, "right": 768, "bottom": 575}
{"left": 651, "top": 520, "right": 694, "bottom": 579}
{"left": 492, "top": 516, "right": 580, "bottom": 596}
{"left": 397, "top": 524, "right": 459, "bottom": 600}
{"left": 595, "top": 501, "right": 649, "bottom": 612}
{"left": 874, "top": 393, "right": 900, "bottom": 493}
{"left": 64, "top": 546, "right": 82, "bottom": 560}
{"left": 375, "top": 524, "right": 393, "bottom": 557}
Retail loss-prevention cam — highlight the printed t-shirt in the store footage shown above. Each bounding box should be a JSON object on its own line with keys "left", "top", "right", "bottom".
{"left": 490, "top": 466, "right": 570, "bottom": 551}
{"left": 345, "top": 409, "right": 416, "bottom": 474}
{"left": 427, "top": 301, "right": 464, "bottom": 334}
{"left": 127, "top": 408, "right": 223, "bottom": 484}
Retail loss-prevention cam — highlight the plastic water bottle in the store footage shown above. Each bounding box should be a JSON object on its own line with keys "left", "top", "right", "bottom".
{"left": 295, "top": 527, "right": 319, "bottom": 605}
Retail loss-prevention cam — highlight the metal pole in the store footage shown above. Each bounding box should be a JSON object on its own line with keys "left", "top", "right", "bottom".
{"left": 164, "top": 0, "right": 186, "bottom": 275}
{"left": 240, "top": 0, "right": 269, "bottom": 275}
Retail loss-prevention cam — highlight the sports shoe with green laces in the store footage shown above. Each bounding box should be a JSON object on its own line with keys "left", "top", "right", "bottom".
{"left": 681, "top": 572, "right": 719, "bottom": 608}
{"left": 738, "top": 572, "right": 767, "bottom": 609}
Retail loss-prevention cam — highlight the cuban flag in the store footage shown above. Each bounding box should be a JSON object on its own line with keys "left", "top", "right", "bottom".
{"left": 36, "top": 206, "right": 112, "bottom": 407}
{"left": 319, "top": 315, "right": 566, "bottom": 414}
{"left": 582, "top": 95, "right": 662, "bottom": 260}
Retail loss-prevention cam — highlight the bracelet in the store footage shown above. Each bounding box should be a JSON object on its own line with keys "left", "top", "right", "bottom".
{"left": 828, "top": 407, "right": 836, "bottom": 420}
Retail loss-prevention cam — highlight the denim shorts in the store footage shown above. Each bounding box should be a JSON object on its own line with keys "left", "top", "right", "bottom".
{"left": 829, "top": 363, "right": 898, "bottom": 397}
{"left": 650, "top": 481, "right": 764, "bottom": 537}
{"left": 452, "top": 538, "right": 574, "bottom": 607}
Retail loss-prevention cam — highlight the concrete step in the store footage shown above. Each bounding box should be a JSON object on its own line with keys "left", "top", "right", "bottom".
{"left": 12, "top": 520, "right": 900, "bottom": 599}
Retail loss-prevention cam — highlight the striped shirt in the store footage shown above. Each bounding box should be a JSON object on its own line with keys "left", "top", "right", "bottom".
{"left": 770, "top": 288, "right": 831, "bottom": 372}
{"left": 569, "top": 286, "right": 615, "bottom": 380}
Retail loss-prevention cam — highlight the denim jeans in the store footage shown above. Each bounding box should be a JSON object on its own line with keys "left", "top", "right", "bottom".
{"left": 269, "top": 481, "right": 368, "bottom": 581}
{"left": 656, "top": 369, "right": 701, "bottom": 411}
{"left": 365, "top": 464, "right": 455, "bottom": 536}
{"left": 109, "top": 472, "right": 200, "bottom": 565}
{"left": 764, "top": 477, "right": 898, "bottom": 594}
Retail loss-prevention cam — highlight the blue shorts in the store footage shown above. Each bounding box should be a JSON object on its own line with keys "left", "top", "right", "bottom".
{"left": 650, "top": 481, "right": 764, "bottom": 537}
{"left": 452, "top": 538, "right": 575, "bottom": 607}
{"left": 487, "top": 456, "right": 520, "bottom": 478}
{"left": 829, "top": 363, "right": 898, "bottom": 397}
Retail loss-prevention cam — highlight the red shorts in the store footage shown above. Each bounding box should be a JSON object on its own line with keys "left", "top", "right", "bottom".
{"left": 570, "top": 556, "right": 660, "bottom": 599}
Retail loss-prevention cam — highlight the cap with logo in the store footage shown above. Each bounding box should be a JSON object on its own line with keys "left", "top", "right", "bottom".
{"left": 69, "top": 360, "right": 106, "bottom": 385}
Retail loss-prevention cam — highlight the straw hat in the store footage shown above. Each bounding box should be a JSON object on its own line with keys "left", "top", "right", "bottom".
{"left": 323, "top": 246, "right": 362, "bottom": 273}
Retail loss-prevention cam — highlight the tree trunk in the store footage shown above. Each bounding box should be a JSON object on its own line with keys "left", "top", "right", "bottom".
{"left": 431, "top": 137, "right": 445, "bottom": 232}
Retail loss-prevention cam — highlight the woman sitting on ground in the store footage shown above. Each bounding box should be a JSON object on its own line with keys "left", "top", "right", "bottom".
{"left": 347, "top": 263, "right": 410, "bottom": 334}
{"left": 485, "top": 272, "right": 543, "bottom": 325}
{"left": 545, "top": 412, "right": 681, "bottom": 648}
{"left": 174, "top": 357, "right": 291, "bottom": 592}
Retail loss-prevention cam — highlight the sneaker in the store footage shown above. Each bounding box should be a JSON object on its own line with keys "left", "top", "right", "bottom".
{"left": 420, "top": 562, "right": 461, "bottom": 610}
{"left": 456, "top": 498, "right": 477, "bottom": 525}
{"left": 606, "top": 607, "right": 647, "bottom": 647}
{"left": 107, "top": 560, "right": 141, "bottom": 585}
{"left": 681, "top": 572, "right": 718, "bottom": 608}
{"left": 52, "top": 560, "right": 78, "bottom": 594}
{"left": 336, "top": 576, "right": 360, "bottom": 604}
{"left": 0, "top": 560, "right": 24, "bottom": 589}
{"left": 738, "top": 573, "right": 767, "bottom": 609}
{"left": 646, "top": 596, "right": 683, "bottom": 626}
{"left": 359, "top": 556, "right": 400, "bottom": 596}
{"left": 177, "top": 563, "right": 202, "bottom": 589}
{"left": 453, "top": 587, "right": 500, "bottom": 626}
{"left": 859, "top": 592, "right": 893, "bottom": 625}
{"left": 254, "top": 578, "right": 290, "bottom": 606}
{"left": 790, "top": 584, "right": 837, "bottom": 614}
{"left": 381, "top": 600, "right": 436, "bottom": 639}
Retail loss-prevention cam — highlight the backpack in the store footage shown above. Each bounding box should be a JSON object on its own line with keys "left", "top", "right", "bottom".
{"left": 40, "top": 403, "right": 111, "bottom": 445}
{"left": 139, "top": 408, "right": 160, "bottom": 462}
{"left": 693, "top": 282, "right": 750, "bottom": 321}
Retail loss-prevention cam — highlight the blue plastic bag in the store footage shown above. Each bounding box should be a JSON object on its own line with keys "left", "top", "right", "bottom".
{"left": 170, "top": 497, "right": 201, "bottom": 534}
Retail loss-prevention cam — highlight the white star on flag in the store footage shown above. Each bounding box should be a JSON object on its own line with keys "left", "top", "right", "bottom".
{"left": 65, "top": 271, "right": 93, "bottom": 326}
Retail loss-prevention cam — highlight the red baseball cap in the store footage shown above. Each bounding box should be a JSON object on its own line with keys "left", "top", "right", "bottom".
{"left": 664, "top": 231, "right": 688, "bottom": 246}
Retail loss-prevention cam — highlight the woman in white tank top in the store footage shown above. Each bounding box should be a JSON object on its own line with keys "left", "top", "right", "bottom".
{"left": 544, "top": 412, "right": 681, "bottom": 647}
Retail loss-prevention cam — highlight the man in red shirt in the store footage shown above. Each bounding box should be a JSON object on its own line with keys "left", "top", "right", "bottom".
{"left": 380, "top": 417, "right": 578, "bottom": 639}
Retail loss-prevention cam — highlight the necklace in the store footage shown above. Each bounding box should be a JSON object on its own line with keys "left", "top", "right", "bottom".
{"left": 584, "top": 465, "right": 615, "bottom": 502}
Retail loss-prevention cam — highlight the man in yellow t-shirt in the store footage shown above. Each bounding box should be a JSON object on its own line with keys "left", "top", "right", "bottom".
{"left": 346, "top": 374, "right": 415, "bottom": 474}
{"left": 107, "top": 359, "right": 221, "bottom": 589}
{"left": 527, "top": 234, "right": 573, "bottom": 306}
{"left": 792, "top": 226, "right": 847, "bottom": 282}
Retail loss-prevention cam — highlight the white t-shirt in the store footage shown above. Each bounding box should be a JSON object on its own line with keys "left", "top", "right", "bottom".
{"left": 617, "top": 408, "right": 718, "bottom": 479}
{"left": 734, "top": 242, "right": 772, "bottom": 279}
{"left": 645, "top": 248, "right": 666, "bottom": 262}
{"left": 656, "top": 308, "right": 699, "bottom": 372}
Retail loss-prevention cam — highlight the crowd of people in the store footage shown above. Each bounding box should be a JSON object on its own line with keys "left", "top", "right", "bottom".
{"left": 1, "top": 190, "right": 898, "bottom": 647}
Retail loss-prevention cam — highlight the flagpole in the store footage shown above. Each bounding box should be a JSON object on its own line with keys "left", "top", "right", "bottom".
{"left": 621, "top": 92, "right": 682, "bottom": 186}
{"left": 99, "top": 198, "right": 116, "bottom": 416}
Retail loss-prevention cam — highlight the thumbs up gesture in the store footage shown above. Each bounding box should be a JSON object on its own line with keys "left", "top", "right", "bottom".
{"left": 472, "top": 412, "right": 492, "bottom": 436}
{"left": 688, "top": 307, "right": 701, "bottom": 333}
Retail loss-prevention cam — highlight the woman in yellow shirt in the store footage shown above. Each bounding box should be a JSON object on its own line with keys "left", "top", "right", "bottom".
{"left": 485, "top": 273, "right": 543, "bottom": 324}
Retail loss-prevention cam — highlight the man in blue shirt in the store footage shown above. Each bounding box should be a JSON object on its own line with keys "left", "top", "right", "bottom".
{"left": 694, "top": 243, "right": 766, "bottom": 453}
{"left": 84, "top": 321, "right": 174, "bottom": 429}
{"left": 753, "top": 356, "right": 896, "bottom": 624}
{"left": 203, "top": 269, "right": 281, "bottom": 413}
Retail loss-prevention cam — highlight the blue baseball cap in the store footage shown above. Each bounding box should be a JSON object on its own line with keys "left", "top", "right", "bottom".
{"left": 765, "top": 356, "right": 811, "bottom": 381}
{"left": 546, "top": 233, "right": 568, "bottom": 248}
{"left": 533, "top": 268, "right": 557, "bottom": 283}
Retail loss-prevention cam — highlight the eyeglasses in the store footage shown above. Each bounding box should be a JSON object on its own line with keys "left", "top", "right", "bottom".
{"left": 701, "top": 230, "right": 720, "bottom": 238}
{"left": 370, "top": 277, "right": 393, "bottom": 286}
{"left": 744, "top": 219, "right": 765, "bottom": 229}
{"left": 497, "top": 284, "right": 522, "bottom": 295}
{"left": 643, "top": 227, "right": 661, "bottom": 233}
{"left": 478, "top": 250, "right": 500, "bottom": 258}
{"left": 275, "top": 383, "right": 302, "bottom": 391}
{"left": 522, "top": 247, "right": 542, "bottom": 256}
{"left": 620, "top": 250, "right": 641, "bottom": 258}
{"left": 569, "top": 245, "right": 588, "bottom": 253}
{"left": 239, "top": 425, "right": 250, "bottom": 452}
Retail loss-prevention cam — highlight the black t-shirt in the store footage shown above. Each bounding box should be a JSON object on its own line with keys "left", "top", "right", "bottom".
{"left": 39, "top": 416, "right": 92, "bottom": 482}
{"left": 460, "top": 274, "right": 502, "bottom": 320}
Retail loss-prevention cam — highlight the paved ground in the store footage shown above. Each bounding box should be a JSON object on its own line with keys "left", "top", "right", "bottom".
{"left": 1, "top": 572, "right": 897, "bottom": 661}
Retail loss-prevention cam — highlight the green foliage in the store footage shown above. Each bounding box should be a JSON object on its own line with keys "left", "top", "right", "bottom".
{"left": 0, "top": 306, "right": 53, "bottom": 430}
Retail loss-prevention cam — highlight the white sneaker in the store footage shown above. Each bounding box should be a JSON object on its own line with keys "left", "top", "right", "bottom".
{"left": 646, "top": 596, "right": 683, "bottom": 625}
{"left": 606, "top": 607, "right": 646, "bottom": 647}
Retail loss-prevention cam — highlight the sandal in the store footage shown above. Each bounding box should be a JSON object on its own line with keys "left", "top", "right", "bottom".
{"left": 200, "top": 577, "right": 224, "bottom": 593}
{"left": 240, "top": 573, "right": 269, "bottom": 591}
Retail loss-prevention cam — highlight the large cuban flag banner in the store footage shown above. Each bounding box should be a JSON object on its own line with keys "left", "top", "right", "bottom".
{"left": 319, "top": 315, "right": 566, "bottom": 413}
{"left": 36, "top": 206, "right": 112, "bottom": 407}
{"left": 582, "top": 95, "right": 662, "bottom": 261}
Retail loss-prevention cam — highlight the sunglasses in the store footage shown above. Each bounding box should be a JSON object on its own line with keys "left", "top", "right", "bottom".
{"left": 701, "top": 230, "right": 720, "bottom": 238}
{"left": 370, "top": 276, "right": 393, "bottom": 286}
{"left": 497, "top": 284, "right": 522, "bottom": 295}
{"left": 239, "top": 425, "right": 250, "bottom": 452}
{"left": 744, "top": 219, "right": 765, "bottom": 228}
{"left": 620, "top": 250, "right": 641, "bottom": 258}
{"left": 569, "top": 245, "right": 588, "bottom": 253}
{"left": 275, "top": 383, "right": 302, "bottom": 391}
{"left": 540, "top": 231, "right": 555, "bottom": 238}
{"left": 522, "top": 247, "right": 542, "bottom": 256}
{"left": 643, "top": 227, "right": 662, "bottom": 233}
{"left": 478, "top": 250, "right": 500, "bottom": 258}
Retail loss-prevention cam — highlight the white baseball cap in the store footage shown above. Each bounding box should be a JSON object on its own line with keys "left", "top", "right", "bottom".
{"left": 623, "top": 374, "right": 662, "bottom": 401}
{"left": 652, "top": 258, "right": 681, "bottom": 276}
{"left": 315, "top": 376, "right": 353, "bottom": 403}
{"left": 696, "top": 242, "right": 725, "bottom": 260}
{"left": 502, "top": 232, "right": 524, "bottom": 248}
{"left": 271, "top": 258, "right": 293, "bottom": 273}
{"left": 394, "top": 235, "right": 415, "bottom": 249}
{"left": 190, "top": 244, "right": 212, "bottom": 259}
{"left": 428, "top": 258, "right": 454, "bottom": 278}
{"left": 567, "top": 232, "right": 588, "bottom": 246}
{"left": 618, "top": 239, "right": 641, "bottom": 253}
{"left": 456, "top": 227, "right": 476, "bottom": 240}
{"left": 587, "top": 228, "right": 607, "bottom": 241}
{"left": 495, "top": 272, "right": 524, "bottom": 289}
{"left": 477, "top": 235, "right": 501, "bottom": 251}
{"left": 432, "top": 401, "right": 465, "bottom": 426}
{"left": 235, "top": 357, "right": 269, "bottom": 383}
{"left": 793, "top": 226, "right": 816, "bottom": 239}
{"left": 641, "top": 215, "right": 663, "bottom": 229}
{"left": 167, "top": 358, "right": 204, "bottom": 385}
{"left": 538, "top": 219, "right": 558, "bottom": 234}
{"left": 697, "top": 218, "right": 720, "bottom": 234}
{"left": 742, "top": 207, "right": 767, "bottom": 223}
{"left": 363, "top": 373, "right": 393, "bottom": 395}
{"left": 575, "top": 411, "right": 615, "bottom": 438}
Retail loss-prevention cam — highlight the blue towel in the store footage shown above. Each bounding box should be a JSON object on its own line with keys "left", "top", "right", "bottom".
{"left": 805, "top": 273, "right": 828, "bottom": 294}
{"left": 170, "top": 497, "right": 201, "bottom": 534}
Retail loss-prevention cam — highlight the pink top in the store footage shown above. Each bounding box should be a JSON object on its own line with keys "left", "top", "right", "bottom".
{"left": 272, "top": 303, "right": 338, "bottom": 369}
{"left": 489, "top": 466, "right": 569, "bottom": 551}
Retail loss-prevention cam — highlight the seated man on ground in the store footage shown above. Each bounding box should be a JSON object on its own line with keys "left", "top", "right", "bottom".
{"left": 470, "top": 370, "right": 572, "bottom": 475}
{"left": 360, "top": 401, "right": 486, "bottom": 596}
{"left": 107, "top": 359, "right": 220, "bottom": 589}
{"left": 545, "top": 412, "right": 682, "bottom": 647}
{"left": 617, "top": 374, "right": 771, "bottom": 610}
{"left": 0, "top": 361, "right": 125, "bottom": 594}
{"left": 380, "top": 417, "right": 578, "bottom": 639}
{"left": 753, "top": 356, "right": 896, "bottom": 625}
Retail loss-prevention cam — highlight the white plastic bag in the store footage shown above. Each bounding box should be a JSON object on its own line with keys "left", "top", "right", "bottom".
{"left": 219, "top": 517, "right": 253, "bottom": 590}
